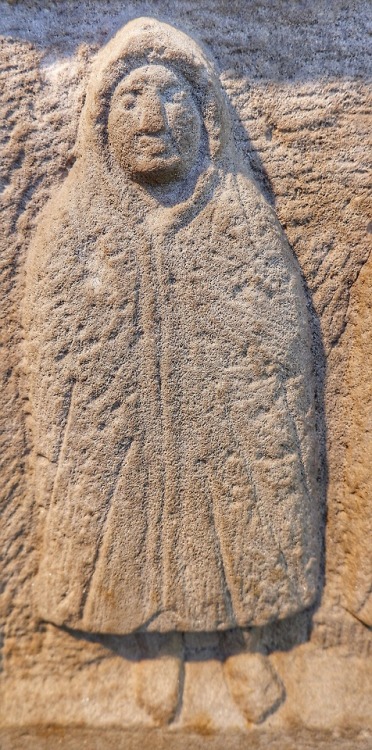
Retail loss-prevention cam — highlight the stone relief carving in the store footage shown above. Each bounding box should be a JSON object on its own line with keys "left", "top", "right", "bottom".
{"left": 23, "top": 18, "right": 321, "bottom": 635}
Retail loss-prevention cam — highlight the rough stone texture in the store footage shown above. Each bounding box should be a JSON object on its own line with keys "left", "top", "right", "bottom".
{"left": 1, "top": 728, "right": 371, "bottom": 750}
{"left": 1, "top": 1, "right": 371, "bottom": 748}
{"left": 23, "top": 17, "right": 320, "bottom": 636}
{"left": 341, "top": 253, "right": 372, "bottom": 626}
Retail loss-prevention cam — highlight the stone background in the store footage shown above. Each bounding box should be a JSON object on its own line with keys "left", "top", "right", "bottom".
{"left": 1, "top": 0, "right": 371, "bottom": 746}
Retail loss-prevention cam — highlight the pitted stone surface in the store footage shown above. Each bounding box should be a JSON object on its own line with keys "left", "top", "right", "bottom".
{"left": 1, "top": 0, "right": 371, "bottom": 744}
{"left": 23, "top": 18, "right": 320, "bottom": 636}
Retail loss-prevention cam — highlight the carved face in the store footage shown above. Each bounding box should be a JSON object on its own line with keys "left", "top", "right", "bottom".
{"left": 107, "top": 64, "right": 202, "bottom": 184}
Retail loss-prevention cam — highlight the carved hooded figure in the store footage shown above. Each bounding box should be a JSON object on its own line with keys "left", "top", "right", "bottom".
{"left": 24, "top": 18, "right": 321, "bottom": 634}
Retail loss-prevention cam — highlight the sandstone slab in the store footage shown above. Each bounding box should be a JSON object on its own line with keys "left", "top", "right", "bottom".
{"left": 1, "top": 1, "right": 371, "bottom": 748}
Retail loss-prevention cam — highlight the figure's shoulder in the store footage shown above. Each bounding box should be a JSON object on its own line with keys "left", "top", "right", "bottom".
{"left": 234, "top": 171, "right": 280, "bottom": 228}
{"left": 27, "top": 167, "right": 88, "bottom": 267}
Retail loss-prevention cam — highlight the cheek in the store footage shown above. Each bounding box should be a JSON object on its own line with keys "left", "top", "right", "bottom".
{"left": 108, "top": 108, "right": 136, "bottom": 150}
{"left": 168, "top": 105, "right": 201, "bottom": 151}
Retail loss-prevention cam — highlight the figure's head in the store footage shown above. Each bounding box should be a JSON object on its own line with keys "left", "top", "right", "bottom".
{"left": 108, "top": 64, "right": 201, "bottom": 184}
{"left": 78, "top": 18, "right": 233, "bottom": 191}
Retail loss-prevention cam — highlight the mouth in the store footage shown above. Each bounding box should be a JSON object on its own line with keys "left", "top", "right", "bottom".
{"left": 136, "top": 134, "right": 173, "bottom": 156}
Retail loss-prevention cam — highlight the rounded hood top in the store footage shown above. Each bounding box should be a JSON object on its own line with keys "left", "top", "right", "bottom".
{"left": 76, "top": 17, "right": 233, "bottom": 181}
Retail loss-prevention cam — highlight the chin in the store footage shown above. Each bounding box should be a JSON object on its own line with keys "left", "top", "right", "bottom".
{"left": 133, "top": 157, "right": 184, "bottom": 185}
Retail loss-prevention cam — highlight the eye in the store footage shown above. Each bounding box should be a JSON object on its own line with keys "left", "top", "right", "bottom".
{"left": 173, "top": 90, "right": 187, "bottom": 103}
{"left": 120, "top": 89, "right": 141, "bottom": 109}
{"left": 164, "top": 88, "right": 187, "bottom": 104}
{"left": 121, "top": 94, "right": 135, "bottom": 110}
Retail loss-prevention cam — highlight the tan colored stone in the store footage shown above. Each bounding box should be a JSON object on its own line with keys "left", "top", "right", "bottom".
{"left": 224, "top": 653, "right": 285, "bottom": 724}
{"left": 134, "top": 657, "right": 182, "bottom": 725}
{"left": 1, "top": 1, "right": 371, "bottom": 746}
{"left": 341, "top": 253, "right": 372, "bottom": 626}
{"left": 180, "top": 658, "right": 246, "bottom": 732}
{"left": 23, "top": 17, "right": 320, "bottom": 635}
{"left": 271, "top": 644, "right": 372, "bottom": 733}
{"left": 134, "top": 633, "right": 183, "bottom": 724}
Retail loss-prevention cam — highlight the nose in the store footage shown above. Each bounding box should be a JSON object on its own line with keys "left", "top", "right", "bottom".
{"left": 139, "top": 93, "right": 165, "bottom": 133}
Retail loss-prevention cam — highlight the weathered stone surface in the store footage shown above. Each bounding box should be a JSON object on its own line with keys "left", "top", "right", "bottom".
{"left": 1, "top": 727, "right": 371, "bottom": 750}
{"left": 341, "top": 253, "right": 372, "bottom": 626}
{"left": 1, "top": 1, "right": 371, "bottom": 747}
{"left": 23, "top": 17, "right": 320, "bottom": 635}
{"left": 224, "top": 653, "right": 285, "bottom": 724}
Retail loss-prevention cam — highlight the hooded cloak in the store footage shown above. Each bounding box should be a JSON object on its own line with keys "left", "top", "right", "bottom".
{"left": 24, "top": 18, "right": 321, "bottom": 633}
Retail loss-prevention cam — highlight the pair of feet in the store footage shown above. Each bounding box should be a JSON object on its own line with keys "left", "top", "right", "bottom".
{"left": 135, "top": 651, "right": 285, "bottom": 727}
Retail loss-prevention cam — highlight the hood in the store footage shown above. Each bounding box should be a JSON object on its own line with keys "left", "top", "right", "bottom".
{"left": 75, "top": 17, "right": 234, "bottom": 194}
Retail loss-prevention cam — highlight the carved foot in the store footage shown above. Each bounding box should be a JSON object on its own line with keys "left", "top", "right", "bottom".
{"left": 134, "top": 655, "right": 183, "bottom": 726}
{"left": 223, "top": 652, "right": 285, "bottom": 724}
